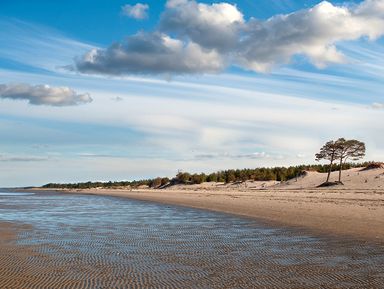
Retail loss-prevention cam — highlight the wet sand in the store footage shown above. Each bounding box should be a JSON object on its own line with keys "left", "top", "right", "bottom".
{"left": 0, "top": 222, "right": 16, "bottom": 242}
{"left": 1, "top": 192, "right": 384, "bottom": 288}
{"left": 67, "top": 187, "right": 384, "bottom": 243}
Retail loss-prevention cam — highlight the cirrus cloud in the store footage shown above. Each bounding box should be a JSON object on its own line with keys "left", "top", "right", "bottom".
{"left": 0, "top": 83, "right": 92, "bottom": 106}
{"left": 73, "top": 0, "right": 384, "bottom": 75}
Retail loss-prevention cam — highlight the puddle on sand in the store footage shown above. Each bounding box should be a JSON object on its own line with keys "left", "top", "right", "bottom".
{"left": 0, "top": 190, "right": 383, "bottom": 289}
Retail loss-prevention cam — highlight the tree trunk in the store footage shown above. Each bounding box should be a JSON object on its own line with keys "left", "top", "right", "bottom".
{"left": 338, "top": 157, "right": 343, "bottom": 182}
{"left": 326, "top": 155, "right": 334, "bottom": 182}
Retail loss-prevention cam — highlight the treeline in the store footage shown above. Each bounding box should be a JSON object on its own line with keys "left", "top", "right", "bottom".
{"left": 42, "top": 162, "right": 373, "bottom": 189}
{"left": 172, "top": 162, "right": 369, "bottom": 184}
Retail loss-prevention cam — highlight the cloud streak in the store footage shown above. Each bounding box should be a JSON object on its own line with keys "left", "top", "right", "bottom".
{"left": 0, "top": 83, "right": 92, "bottom": 106}
{"left": 73, "top": 0, "right": 384, "bottom": 75}
{"left": 195, "top": 152, "right": 270, "bottom": 160}
{"left": 372, "top": 102, "right": 384, "bottom": 109}
{"left": 0, "top": 155, "right": 49, "bottom": 162}
{"left": 0, "top": 19, "right": 94, "bottom": 73}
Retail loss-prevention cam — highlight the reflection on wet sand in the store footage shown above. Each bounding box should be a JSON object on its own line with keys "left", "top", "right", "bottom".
{"left": 0, "top": 191, "right": 383, "bottom": 288}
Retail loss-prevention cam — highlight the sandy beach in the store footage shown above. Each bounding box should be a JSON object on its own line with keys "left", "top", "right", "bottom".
{"left": 1, "top": 190, "right": 384, "bottom": 288}
{"left": 64, "top": 167, "right": 384, "bottom": 242}
{"left": 2, "top": 167, "right": 383, "bottom": 288}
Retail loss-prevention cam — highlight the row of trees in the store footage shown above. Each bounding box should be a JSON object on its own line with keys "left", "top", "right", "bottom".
{"left": 175, "top": 167, "right": 308, "bottom": 184}
{"left": 315, "top": 138, "right": 365, "bottom": 184}
{"left": 43, "top": 161, "right": 371, "bottom": 189}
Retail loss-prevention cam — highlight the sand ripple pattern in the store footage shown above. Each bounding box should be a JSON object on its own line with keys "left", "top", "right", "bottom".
{"left": 0, "top": 191, "right": 383, "bottom": 288}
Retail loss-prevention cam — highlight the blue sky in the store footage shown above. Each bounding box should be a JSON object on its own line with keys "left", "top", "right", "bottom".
{"left": 1, "top": 0, "right": 383, "bottom": 187}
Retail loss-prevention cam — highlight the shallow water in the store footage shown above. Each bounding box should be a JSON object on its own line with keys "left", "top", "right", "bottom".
{"left": 0, "top": 192, "right": 35, "bottom": 196}
{"left": 0, "top": 190, "right": 383, "bottom": 288}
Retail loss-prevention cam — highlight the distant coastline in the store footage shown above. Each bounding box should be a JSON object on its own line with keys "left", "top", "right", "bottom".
{"left": 40, "top": 161, "right": 377, "bottom": 190}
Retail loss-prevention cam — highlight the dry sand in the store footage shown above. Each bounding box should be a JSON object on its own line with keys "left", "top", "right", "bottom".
{"left": 65, "top": 167, "right": 384, "bottom": 242}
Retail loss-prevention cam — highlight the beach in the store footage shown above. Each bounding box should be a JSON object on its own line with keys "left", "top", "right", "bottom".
{"left": 64, "top": 167, "right": 384, "bottom": 242}
{"left": 1, "top": 190, "right": 384, "bottom": 288}
{"left": 1, "top": 167, "right": 384, "bottom": 288}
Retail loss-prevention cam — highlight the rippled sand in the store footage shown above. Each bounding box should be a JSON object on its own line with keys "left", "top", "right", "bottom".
{"left": 1, "top": 191, "right": 384, "bottom": 288}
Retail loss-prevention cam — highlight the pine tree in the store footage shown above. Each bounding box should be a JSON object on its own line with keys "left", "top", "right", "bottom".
{"left": 316, "top": 138, "right": 365, "bottom": 184}
{"left": 315, "top": 139, "right": 340, "bottom": 183}
{"left": 336, "top": 139, "right": 365, "bottom": 182}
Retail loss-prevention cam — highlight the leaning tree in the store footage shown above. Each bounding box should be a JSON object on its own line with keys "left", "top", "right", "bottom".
{"left": 315, "top": 139, "right": 341, "bottom": 183}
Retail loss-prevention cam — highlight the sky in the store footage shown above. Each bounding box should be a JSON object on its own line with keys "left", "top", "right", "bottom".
{"left": 0, "top": 0, "right": 384, "bottom": 187}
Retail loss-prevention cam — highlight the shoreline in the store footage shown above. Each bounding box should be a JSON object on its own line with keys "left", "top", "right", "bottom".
{"left": 57, "top": 187, "right": 384, "bottom": 243}
{"left": 19, "top": 167, "right": 384, "bottom": 243}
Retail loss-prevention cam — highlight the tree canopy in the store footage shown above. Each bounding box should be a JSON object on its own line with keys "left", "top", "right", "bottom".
{"left": 316, "top": 138, "right": 365, "bottom": 184}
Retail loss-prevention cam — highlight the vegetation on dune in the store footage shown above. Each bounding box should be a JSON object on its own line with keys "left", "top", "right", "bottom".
{"left": 42, "top": 161, "right": 373, "bottom": 190}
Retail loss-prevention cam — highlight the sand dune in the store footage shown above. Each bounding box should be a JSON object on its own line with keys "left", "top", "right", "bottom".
{"left": 163, "top": 167, "right": 384, "bottom": 191}
{"left": 277, "top": 167, "right": 384, "bottom": 190}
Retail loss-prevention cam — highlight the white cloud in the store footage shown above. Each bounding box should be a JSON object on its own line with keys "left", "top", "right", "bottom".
{"left": 74, "top": 32, "right": 224, "bottom": 75}
{"left": 121, "top": 3, "right": 149, "bottom": 20}
{"left": 237, "top": 0, "right": 384, "bottom": 72}
{"left": 356, "top": 0, "right": 384, "bottom": 19}
{"left": 160, "top": 0, "right": 243, "bottom": 51}
{"left": 166, "top": 0, "right": 188, "bottom": 8}
{"left": 0, "top": 83, "right": 92, "bottom": 106}
{"left": 110, "top": 96, "right": 124, "bottom": 102}
{"left": 372, "top": 102, "right": 384, "bottom": 109}
{"left": 73, "top": 0, "right": 384, "bottom": 75}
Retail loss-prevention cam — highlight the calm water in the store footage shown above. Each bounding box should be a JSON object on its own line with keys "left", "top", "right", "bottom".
{"left": 0, "top": 190, "right": 383, "bottom": 288}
